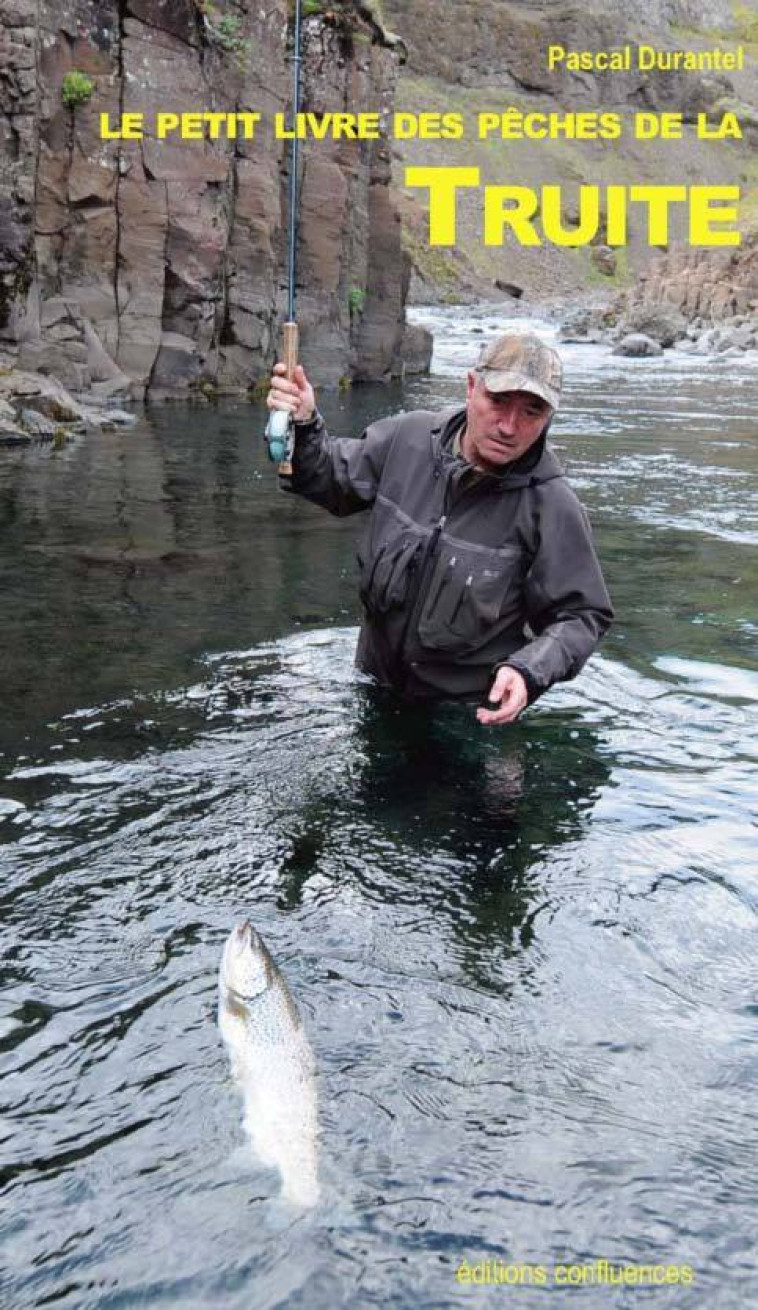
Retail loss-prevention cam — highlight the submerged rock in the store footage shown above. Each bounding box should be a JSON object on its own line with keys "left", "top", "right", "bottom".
{"left": 612, "top": 333, "right": 664, "bottom": 358}
{"left": 618, "top": 306, "right": 687, "bottom": 347}
{"left": 99, "top": 409, "right": 138, "bottom": 429}
{"left": 20, "top": 408, "right": 60, "bottom": 439}
{"left": 0, "top": 421, "right": 31, "bottom": 447}
{"left": 717, "top": 326, "right": 756, "bottom": 351}
{"left": 393, "top": 322, "right": 433, "bottom": 377}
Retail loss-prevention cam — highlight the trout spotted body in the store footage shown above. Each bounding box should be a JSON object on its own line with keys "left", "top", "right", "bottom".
{"left": 218, "top": 922, "right": 318, "bottom": 1207}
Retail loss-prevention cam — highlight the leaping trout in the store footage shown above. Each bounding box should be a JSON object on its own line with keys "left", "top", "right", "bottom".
{"left": 218, "top": 921, "right": 319, "bottom": 1207}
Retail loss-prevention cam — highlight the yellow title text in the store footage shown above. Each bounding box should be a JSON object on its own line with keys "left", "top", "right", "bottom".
{"left": 99, "top": 108, "right": 742, "bottom": 144}
{"left": 404, "top": 168, "right": 741, "bottom": 247}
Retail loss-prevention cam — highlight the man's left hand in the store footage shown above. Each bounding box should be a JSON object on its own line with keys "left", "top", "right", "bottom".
{"left": 476, "top": 666, "right": 529, "bottom": 726}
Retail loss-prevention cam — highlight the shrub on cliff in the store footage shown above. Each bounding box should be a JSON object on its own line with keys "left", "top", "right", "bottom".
{"left": 61, "top": 71, "right": 94, "bottom": 110}
{"left": 195, "top": 1, "right": 250, "bottom": 58}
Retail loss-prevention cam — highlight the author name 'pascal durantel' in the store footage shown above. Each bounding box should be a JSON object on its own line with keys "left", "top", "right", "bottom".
{"left": 548, "top": 45, "right": 747, "bottom": 73}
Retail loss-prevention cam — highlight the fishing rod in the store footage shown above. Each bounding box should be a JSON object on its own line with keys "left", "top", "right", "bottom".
{"left": 265, "top": 0, "right": 303, "bottom": 478}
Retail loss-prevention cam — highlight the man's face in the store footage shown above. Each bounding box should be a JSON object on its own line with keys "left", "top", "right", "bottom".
{"left": 463, "top": 372, "right": 552, "bottom": 471}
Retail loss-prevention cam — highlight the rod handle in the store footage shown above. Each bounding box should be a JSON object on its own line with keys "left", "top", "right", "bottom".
{"left": 282, "top": 321, "right": 299, "bottom": 381}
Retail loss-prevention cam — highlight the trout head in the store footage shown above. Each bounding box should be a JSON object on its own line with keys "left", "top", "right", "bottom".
{"left": 219, "top": 920, "right": 276, "bottom": 1010}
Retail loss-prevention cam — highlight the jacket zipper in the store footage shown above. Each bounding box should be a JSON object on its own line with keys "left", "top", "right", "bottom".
{"left": 396, "top": 461, "right": 486, "bottom": 687}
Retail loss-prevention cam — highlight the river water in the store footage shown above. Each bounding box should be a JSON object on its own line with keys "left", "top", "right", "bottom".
{"left": 2, "top": 310, "right": 757, "bottom": 1308}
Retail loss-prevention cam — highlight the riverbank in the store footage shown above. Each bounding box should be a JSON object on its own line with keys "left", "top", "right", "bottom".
{"left": 0, "top": 368, "right": 138, "bottom": 447}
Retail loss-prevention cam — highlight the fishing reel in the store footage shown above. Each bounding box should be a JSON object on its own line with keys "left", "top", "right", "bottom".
{"left": 265, "top": 407, "right": 294, "bottom": 467}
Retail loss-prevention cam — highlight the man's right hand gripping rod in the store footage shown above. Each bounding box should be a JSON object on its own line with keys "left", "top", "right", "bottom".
{"left": 264, "top": 320, "right": 298, "bottom": 479}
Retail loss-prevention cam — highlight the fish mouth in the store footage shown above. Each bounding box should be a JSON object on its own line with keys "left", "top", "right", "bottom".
{"left": 233, "top": 920, "right": 264, "bottom": 955}
{"left": 220, "top": 920, "right": 271, "bottom": 1000}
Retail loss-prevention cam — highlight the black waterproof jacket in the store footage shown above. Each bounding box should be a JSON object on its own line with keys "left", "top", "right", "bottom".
{"left": 285, "top": 404, "right": 613, "bottom": 703}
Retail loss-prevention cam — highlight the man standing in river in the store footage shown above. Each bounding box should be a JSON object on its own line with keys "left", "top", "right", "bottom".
{"left": 266, "top": 331, "right": 613, "bottom": 724}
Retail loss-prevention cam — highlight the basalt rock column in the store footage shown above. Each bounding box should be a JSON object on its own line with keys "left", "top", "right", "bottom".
{"left": 0, "top": 1, "right": 409, "bottom": 398}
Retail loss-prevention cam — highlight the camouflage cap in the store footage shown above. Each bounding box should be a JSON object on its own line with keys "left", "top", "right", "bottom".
{"left": 476, "top": 332, "right": 563, "bottom": 411}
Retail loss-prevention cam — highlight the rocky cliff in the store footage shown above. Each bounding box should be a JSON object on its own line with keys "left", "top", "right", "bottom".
{"left": 558, "top": 233, "right": 758, "bottom": 355}
{"left": 629, "top": 236, "right": 758, "bottom": 321}
{"left": 0, "top": 0, "right": 409, "bottom": 399}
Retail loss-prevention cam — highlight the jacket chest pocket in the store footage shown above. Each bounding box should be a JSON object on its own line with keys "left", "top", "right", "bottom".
{"left": 359, "top": 533, "right": 424, "bottom": 615}
{"left": 417, "top": 542, "right": 522, "bottom": 653}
